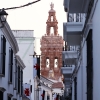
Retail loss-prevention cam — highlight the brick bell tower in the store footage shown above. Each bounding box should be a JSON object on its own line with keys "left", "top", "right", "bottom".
{"left": 40, "top": 3, "right": 63, "bottom": 80}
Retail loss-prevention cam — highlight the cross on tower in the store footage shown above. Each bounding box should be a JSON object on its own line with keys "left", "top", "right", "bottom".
{"left": 24, "top": 88, "right": 30, "bottom": 96}
{"left": 50, "top": 2, "right": 54, "bottom": 9}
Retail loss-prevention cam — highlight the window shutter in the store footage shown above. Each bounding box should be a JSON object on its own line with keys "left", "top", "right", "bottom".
{"left": 0, "top": 35, "right": 6, "bottom": 75}
{"left": 2, "top": 35, "right": 6, "bottom": 75}
{"left": 37, "top": 56, "right": 40, "bottom": 79}
{"left": 16, "top": 66, "right": 18, "bottom": 93}
{"left": 21, "top": 70, "right": 23, "bottom": 95}
{"left": 0, "top": 36, "right": 3, "bottom": 74}
{"left": 8, "top": 48, "right": 11, "bottom": 82}
{"left": 0, "top": 91, "right": 3, "bottom": 100}
{"left": 8, "top": 48, "right": 13, "bottom": 83}
{"left": 30, "top": 85, "right": 32, "bottom": 93}
{"left": 14, "top": 58, "right": 17, "bottom": 89}
{"left": 18, "top": 66, "right": 20, "bottom": 93}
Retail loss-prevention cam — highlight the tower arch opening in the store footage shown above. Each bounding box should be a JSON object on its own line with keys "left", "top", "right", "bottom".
{"left": 46, "top": 57, "right": 50, "bottom": 68}
{"left": 51, "top": 16, "right": 53, "bottom": 22}
{"left": 50, "top": 27, "right": 54, "bottom": 34}
{"left": 54, "top": 57, "right": 58, "bottom": 68}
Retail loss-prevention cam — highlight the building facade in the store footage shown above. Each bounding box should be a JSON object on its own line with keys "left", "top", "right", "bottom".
{"left": 0, "top": 17, "right": 25, "bottom": 100}
{"left": 62, "top": 0, "right": 100, "bottom": 100}
{"left": 12, "top": 30, "right": 34, "bottom": 100}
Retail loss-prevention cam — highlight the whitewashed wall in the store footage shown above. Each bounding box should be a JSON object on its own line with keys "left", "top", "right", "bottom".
{"left": 13, "top": 30, "right": 34, "bottom": 100}
{"left": 77, "top": 63, "right": 82, "bottom": 100}
{"left": 71, "top": 39, "right": 87, "bottom": 100}
{"left": 72, "top": 81, "right": 74, "bottom": 100}
{"left": 93, "top": 0, "right": 100, "bottom": 100}
{"left": 82, "top": 40, "right": 87, "bottom": 100}
{"left": 0, "top": 29, "right": 22, "bottom": 100}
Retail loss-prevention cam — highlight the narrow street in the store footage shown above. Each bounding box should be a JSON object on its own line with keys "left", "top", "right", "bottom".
{"left": 0, "top": 0, "right": 100, "bottom": 100}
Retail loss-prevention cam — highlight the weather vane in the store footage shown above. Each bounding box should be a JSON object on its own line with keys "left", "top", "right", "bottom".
{"left": 50, "top": 2, "right": 54, "bottom": 10}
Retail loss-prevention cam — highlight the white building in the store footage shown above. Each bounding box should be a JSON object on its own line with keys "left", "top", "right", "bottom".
{"left": 0, "top": 17, "right": 26, "bottom": 100}
{"left": 34, "top": 76, "right": 64, "bottom": 100}
{"left": 12, "top": 30, "right": 34, "bottom": 100}
{"left": 61, "top": 0, "right": 100, "bottom": 100}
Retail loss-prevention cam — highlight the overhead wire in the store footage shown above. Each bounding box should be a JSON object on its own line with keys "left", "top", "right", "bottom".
{"left": 1, "top": 0, "right": 41, "bottom": 10}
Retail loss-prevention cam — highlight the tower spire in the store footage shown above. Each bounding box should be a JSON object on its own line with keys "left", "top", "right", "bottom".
{"left": 46, "top": 3, "right": 58, "bottom": 36}
{"left": 50, "top": 2, "right": 54, "bottom": 10}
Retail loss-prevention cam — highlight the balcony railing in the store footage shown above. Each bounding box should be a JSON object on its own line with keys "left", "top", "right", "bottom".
{"left": 67, "top": 13, "right": 86, "bottom": 22}
{"left": 63, "top": 64, "right": 74, "bottom": 67}
{"left": 63, "top": 45, "right": 80, "bottom": 52}
{"left": 62, "top": 61, "right": 76, "bottom": 67}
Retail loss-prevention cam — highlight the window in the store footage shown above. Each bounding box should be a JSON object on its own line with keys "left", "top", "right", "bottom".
{"left": 20, "top": 70, "right": 23, "bottom": 95}
{"left": 86, "top": 30, "right": 93, "bottom": 100}
{"left": 50, "top": 27, "right": 54, "bottom": 34}
{"left": 74, "top": 77, "right": 77, "bottom": 100}
{"left": 16, "top": 65, "right": 23, "bottom": 95}
{"left": 8, "top": 47, "right": 13, "bottom": 83}
{"left": 14, "top": 58, "right": 17, "bottom": 90}
{"left": 13, "top": 99, "right": 17, "bottom": 100}
{"left": 47, "top": 95, "right": 50, "bottom": 100}
{"left": 0, "top": 35, "right": 6, "bottom": 76}
{"left": 8, "top": 96, "right": 11, "bottom": 100}
{"left": 46, "top": 57, "right": 49, "bottom": 68}
{"left": 51, "top": 16, "right": 53, "bottom": 22}
{"left": 18, "top": 66, "right": 20, "bottom": 93}
{"left": 0, "top": 90, "right": 3, "bottom": 100}
{"left": 37, "top": 57, "right": 40, "bottom": 79}
{"left": 54, "top": 57, "right": 58, "bottom": 68}
{"left": 30, "top": 85, "right": 32, "bottom": 93}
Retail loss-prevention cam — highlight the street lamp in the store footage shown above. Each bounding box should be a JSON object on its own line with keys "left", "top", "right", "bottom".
{"left": 0, "top": 8, "right": 8, "bottom": 28}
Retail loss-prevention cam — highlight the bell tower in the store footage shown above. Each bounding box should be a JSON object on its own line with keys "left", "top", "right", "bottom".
{"left": 46, "top": 2, "right": 58, "bottom": 36}
{"left": 40, "top": 3, "right": 63, "bottom": 80}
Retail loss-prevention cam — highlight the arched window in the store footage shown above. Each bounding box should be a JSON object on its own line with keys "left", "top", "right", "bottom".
{"left": 46, "top": 57, "right": 49, "bottom": 68}
{"left": 51, "top": 16, "right": 53, "bottom": 22}
{"left": 50, "top": 27, "right": 54, "bottom": 34}
{"left": 54, "top": 57, "right": 58, "bottom": 68}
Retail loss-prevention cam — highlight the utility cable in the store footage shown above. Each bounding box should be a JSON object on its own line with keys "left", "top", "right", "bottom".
{"left": 1, "top": 0, "right": 41, "bottom": 10}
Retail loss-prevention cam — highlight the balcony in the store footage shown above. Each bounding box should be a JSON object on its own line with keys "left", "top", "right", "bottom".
{"left": 61, "top": 65, "right": 75, "bottom": 89}
{"left": 67, "top": 13, "right": 85, "bottom": 31}
{"left": 63, "top": 13, "right": 85, "bottom": 42}
{"left": 63, "top": 0, "right": 91, "bottom": 13}
{"left": 63, "top": 45, "right": 80, "bottom": 59}
{"left": 64, "top": 78, "right": 72, "bottom": 88}
{"left": 61, "top": 65, "right": 75, "bottom": 78}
